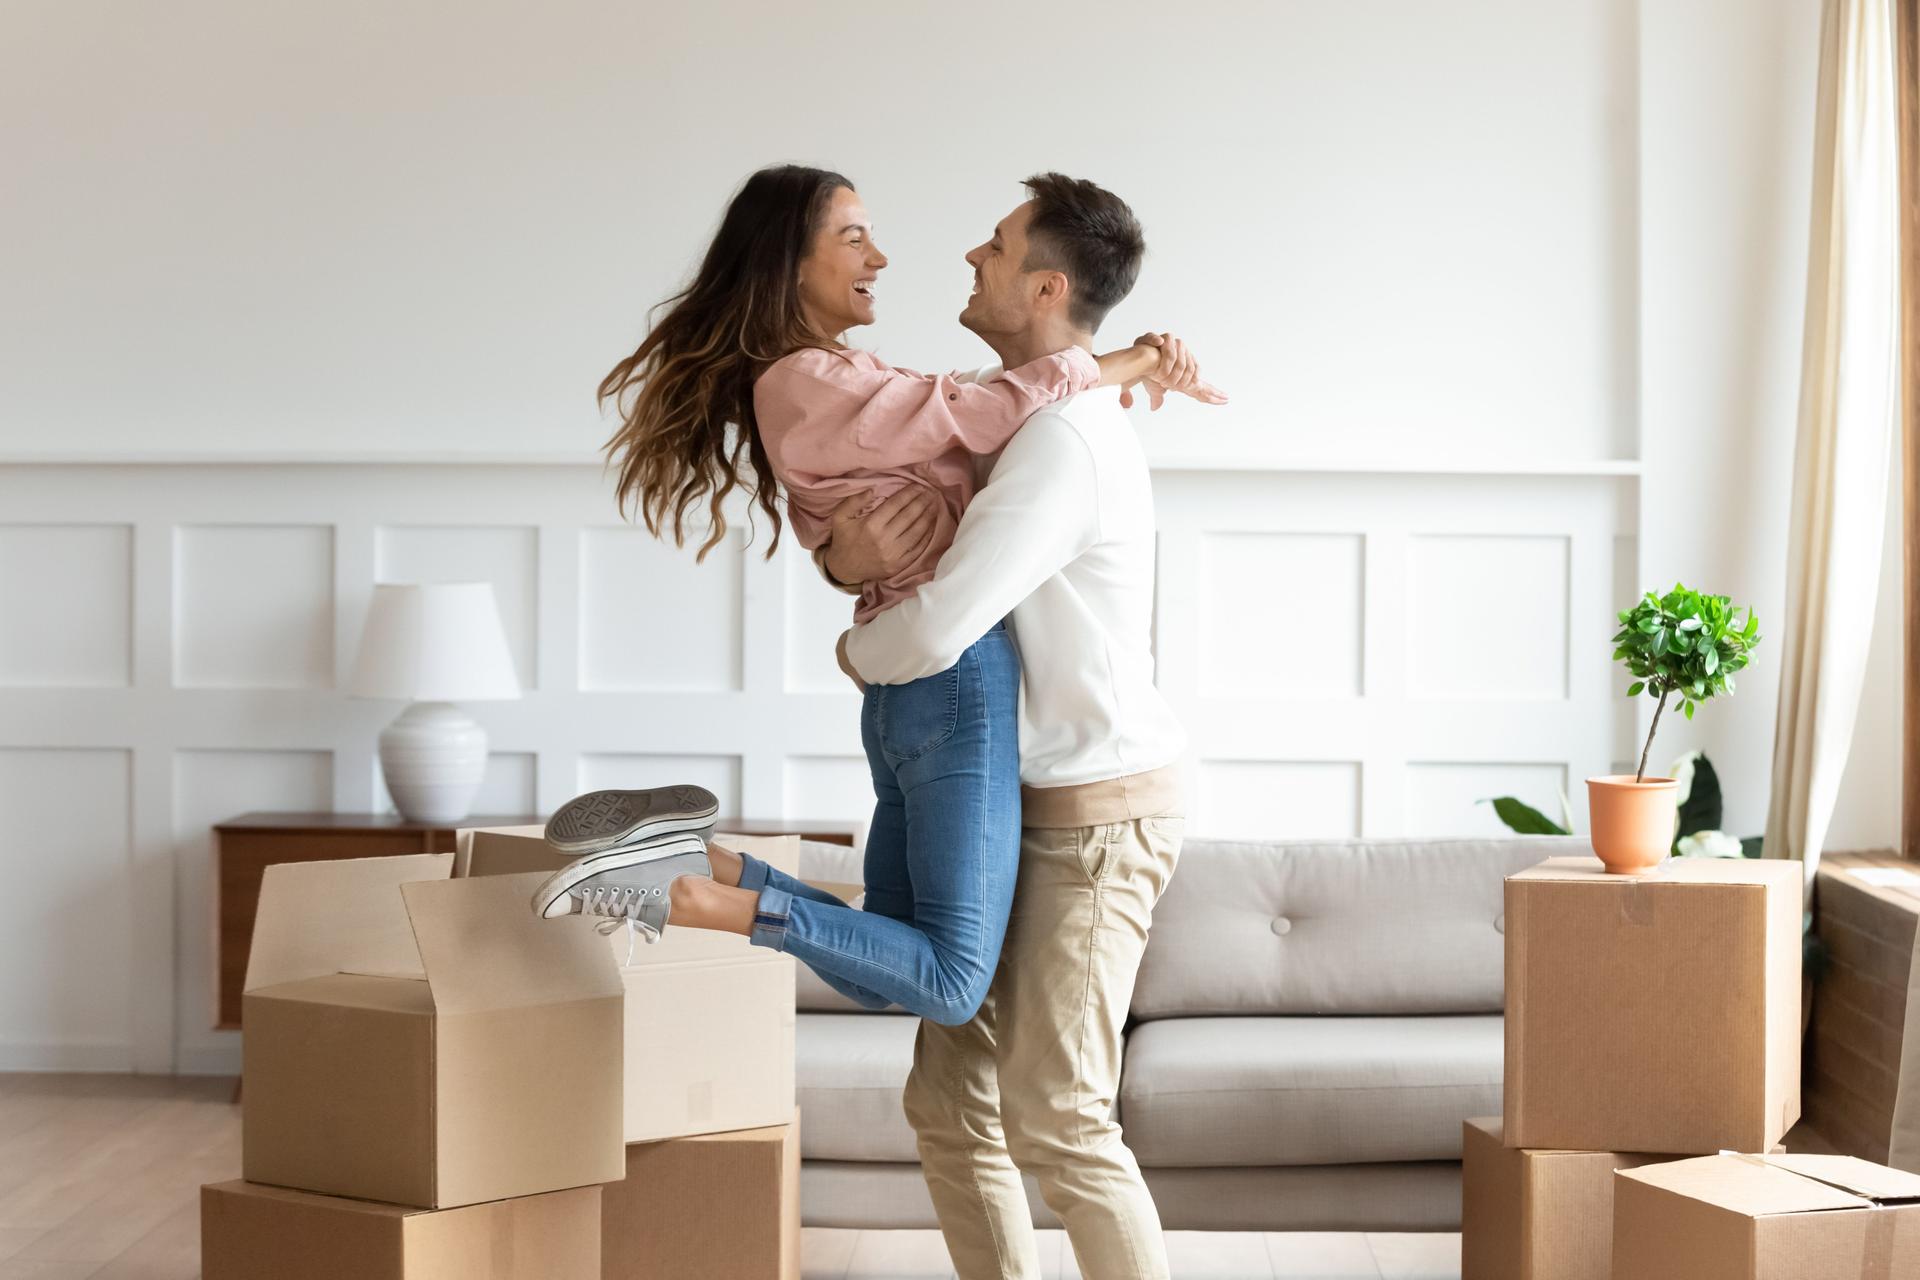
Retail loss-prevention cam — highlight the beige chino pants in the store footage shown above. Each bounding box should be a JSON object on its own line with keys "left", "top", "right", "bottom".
{"left": 902, "top": 815, "right": 1184, "bottom": 1280}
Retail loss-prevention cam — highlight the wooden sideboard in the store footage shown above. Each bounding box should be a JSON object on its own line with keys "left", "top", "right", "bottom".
{"left": 212, "top": 811, "right": 858, "bottom": 1030}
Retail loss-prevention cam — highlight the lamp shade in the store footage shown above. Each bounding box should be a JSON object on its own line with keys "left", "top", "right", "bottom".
{"left": 347, "top": 582, "right": 522, "bottom": 702}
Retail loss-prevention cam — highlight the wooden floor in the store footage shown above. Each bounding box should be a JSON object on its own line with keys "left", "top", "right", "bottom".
{"left": 22, "top": 1071, "right": 1851, "bottom": 1278}
{"left": 0, "top": 1072, "right": 1454, "bottom": 1279}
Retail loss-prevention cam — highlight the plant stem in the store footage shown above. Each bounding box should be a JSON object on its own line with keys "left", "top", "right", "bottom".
{"left": 1636, "top": 687, "right": 1669, "bottom": 783}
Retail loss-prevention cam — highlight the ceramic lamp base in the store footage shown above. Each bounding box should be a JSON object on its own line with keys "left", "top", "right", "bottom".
{"left": 378, "top": 701, "right": 487, "bottom": 825}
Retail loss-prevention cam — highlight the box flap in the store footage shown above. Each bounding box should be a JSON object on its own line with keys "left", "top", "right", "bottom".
{"left": 401, "top": 871, "right": 623, "bottom": 1014}
{"left": 1510, "top": 856, "right": 1802, "bottom": 890}
{"left": 249, "top": 972, "right": 436, "bottom": 1016}
{"left": 1757, "top": 1154, "right": 1920, "bottom": 1204}
{"left": 245, "top": 853, "right": 452, "bottom": 993}
{"left": 1622, "top": 1154, "right": 1871, "bottom": 1217}
{"left": 453, "top": 824, "right": 548, "bottom": 877}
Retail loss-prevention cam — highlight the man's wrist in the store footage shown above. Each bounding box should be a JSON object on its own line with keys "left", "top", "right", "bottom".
{"left": 813, "top": 545, "right": 863, "bottom": 596}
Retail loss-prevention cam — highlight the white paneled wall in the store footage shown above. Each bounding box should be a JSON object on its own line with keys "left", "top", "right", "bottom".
{"left": 0, "top": 461, "right": 1633, "bottom": 1072}
{"left": 1154, "top": 469, "right": 1632, "bottom": 844}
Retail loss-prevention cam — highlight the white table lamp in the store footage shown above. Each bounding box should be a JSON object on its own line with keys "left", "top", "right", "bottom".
{"left": 347, "top": 582, "right": 522, "bottom": 824}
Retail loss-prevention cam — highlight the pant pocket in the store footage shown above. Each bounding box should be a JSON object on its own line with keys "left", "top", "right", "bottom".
{"left": 1073, "top": 824, "right": 1116, "bottom": 884}
{"left": 876, "top": 663, "right": 961, "bottom": 764}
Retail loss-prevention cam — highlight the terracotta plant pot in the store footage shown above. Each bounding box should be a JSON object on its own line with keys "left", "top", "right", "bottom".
{"left": 1586, "top": 775, "right": 1679, "bottom": 875}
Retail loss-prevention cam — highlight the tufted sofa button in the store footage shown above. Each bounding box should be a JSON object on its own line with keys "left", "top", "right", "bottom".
{"left": 1270, "top": 917, "right": 1292, "bottom": 937}
{"left": 1494, "top": 913, "right": 1505, "bottom": 934}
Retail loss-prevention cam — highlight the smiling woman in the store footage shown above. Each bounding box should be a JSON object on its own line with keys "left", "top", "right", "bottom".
{"left": 796, "top": 187, "right": 888, "bottom": 335}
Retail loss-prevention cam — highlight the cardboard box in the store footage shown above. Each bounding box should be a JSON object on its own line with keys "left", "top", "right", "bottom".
{"left": 602, "top": 1113, "right": 801, "bottom": 1280}
{"left": 242, "top": 854, "right": 626, "bottom": 1208}
{"left": 201, "top": 1180, "right": 600, "bottom": 1280}
{"left": 1504, "top": 856, "right": 1801, "bottom": 1154}
{"left": 1461, "top": 1116, "right": 1681, "bottom": 1280}
{"left": 1612, "top": 1153, "right": 1920, "bottom": 1279}
{"left": 457, "top": 826, "right": 798, "bottom": 1144}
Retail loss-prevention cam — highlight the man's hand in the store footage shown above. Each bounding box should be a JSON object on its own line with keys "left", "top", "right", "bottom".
{"left": 822, "top": 485, "right": 939, "bottom": 585}
{"left": 835, "top": 630, "right": 868, "bottom": 693}
{"left": 1120, "top": 332, "right": 1229, "bottom": 410}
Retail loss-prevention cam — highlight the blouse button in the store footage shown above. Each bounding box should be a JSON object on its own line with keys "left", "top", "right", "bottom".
{"left": 948, "top": 393, "right": 958, "bottom": 401}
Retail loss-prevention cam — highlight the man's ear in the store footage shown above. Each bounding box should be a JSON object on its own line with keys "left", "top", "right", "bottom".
{"left": 1032, "top": 269, "right": 1072, "bottom": 316}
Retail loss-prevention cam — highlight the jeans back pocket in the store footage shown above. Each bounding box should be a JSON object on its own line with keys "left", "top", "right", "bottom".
{"left": 875, "top": 664, "right": 961, "bottom": 764}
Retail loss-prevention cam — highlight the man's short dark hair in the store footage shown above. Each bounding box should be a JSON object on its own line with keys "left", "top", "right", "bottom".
{"left": 1019, "top": 172, "right": 1145, "bottom": 332}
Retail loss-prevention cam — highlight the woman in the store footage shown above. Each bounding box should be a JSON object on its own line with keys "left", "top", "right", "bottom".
{"left": 530, "top": 165, "right": 1214, "bottom": 1025}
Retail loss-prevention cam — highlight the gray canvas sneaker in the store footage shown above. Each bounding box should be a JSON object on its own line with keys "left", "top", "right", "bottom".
{"left": 529, "top": 832, "right": 712, "bottom": 944}
{"left": 543, "top": 784, "right": 719, "bottom": 855}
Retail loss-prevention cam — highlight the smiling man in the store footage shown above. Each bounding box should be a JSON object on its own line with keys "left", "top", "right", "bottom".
{"left": 823, "top": 173, "right": 1211, "bottom": 1280}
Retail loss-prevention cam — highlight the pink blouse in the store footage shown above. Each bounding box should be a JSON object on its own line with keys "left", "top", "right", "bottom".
{"left": 753, "top": 345, "right": 1101, "bottom": 622}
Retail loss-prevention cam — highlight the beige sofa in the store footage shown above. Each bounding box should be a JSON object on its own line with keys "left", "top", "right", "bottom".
{"left": 791, "top": 833, "right": 1589, "bottom": 1231}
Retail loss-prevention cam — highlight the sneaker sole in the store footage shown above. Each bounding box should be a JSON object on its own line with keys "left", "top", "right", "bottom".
{"left": 543, "top": 785, "right": 720, "bottom": 854}
{"left": 530, "top": 834, "right": 710, "bottom": 919}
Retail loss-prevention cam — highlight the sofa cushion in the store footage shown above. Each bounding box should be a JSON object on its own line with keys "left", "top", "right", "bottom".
{"left": 1119, "top": 1014, "right": 1503, "bottom": 1167}
{"left": 1132, "top": 837, "right": 1586, "bottom": 1018}
{"left": 795, "top": 1012, "right": 921, "bottom": 1161}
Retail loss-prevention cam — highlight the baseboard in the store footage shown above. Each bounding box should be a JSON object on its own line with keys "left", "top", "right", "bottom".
{"left": 0, "top": 1041, "right": 135, "bottom": 1072}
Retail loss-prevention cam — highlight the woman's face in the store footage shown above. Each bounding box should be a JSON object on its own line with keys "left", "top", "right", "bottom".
{"left": 797, "top": 186, "right": 887, "bottom": 340}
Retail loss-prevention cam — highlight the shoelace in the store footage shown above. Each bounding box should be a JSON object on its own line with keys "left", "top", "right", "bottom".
{"left": 574, "top": 883, "right": 666, "bottom": 963}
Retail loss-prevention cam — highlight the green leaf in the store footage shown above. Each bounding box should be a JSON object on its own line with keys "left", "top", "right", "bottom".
{"left": 1703, "top": 646, "right": 1719, "bottom": 674}
{"left": 1482, "top": 796, "right": 1570, "bottom": 836}
{"left": 1627, "top": 681, "right": 1645, "bottom": 697}
{"left": 1683, "top": 700, "right": 1695, "bottom": 720}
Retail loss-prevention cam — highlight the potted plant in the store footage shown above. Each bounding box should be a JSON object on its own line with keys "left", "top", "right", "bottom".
{"left": 1594, "top": 586, "right": 1760, "bottom": 874}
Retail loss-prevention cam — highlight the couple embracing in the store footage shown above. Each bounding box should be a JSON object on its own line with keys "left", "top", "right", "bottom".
{"left": 532, "top": 165, "right": 1225, "bottom": 1280}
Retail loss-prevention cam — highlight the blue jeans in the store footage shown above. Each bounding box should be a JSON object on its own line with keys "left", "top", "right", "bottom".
{"left": 736, "top": 623, "right": 1022, "bottom": 1026}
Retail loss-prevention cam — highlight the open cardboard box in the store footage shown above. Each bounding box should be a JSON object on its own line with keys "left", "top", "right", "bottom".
{"left": 457, "top": 825, "right": 800, "bottom": 1143}
{"left": 201, "top": 1180, "right": 601, "bottom": 1280}
{"left": 241, "top": 853, "right": 626, "bottom": 1208}
{"left": 1504, "top": 856, "right": 1802, "bottom": 1154}
{"left": 1612, "top": 1153, "right": 1920, "bottom": 1279}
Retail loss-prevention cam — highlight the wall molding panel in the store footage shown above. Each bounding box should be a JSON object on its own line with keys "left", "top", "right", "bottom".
{"left": 0, "top": 462, "right": 1635, "bottom": 1073}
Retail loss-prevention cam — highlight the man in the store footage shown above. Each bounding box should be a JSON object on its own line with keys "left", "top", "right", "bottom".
{"left": 822, "top": 172, "right": 1212, "bottom": 1280}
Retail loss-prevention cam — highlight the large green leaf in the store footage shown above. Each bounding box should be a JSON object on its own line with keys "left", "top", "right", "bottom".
{"left": 1482, "top": 796, "right": 1570, "bottom": 836}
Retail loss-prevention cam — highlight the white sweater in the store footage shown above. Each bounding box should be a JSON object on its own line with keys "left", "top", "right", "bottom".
{"left": 841, "top": 382, "right": 1188, "bottom": 789}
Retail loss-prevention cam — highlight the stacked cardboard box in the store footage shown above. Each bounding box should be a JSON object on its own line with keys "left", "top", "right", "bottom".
{"left": 1464, "top": 855, "right": 1807, "bottom": 1279}
{"left": 205, "top": 852, "right": 629, "bottom": 1277}
{"left": 1612, "top": 1151, "right": 1920, "bottom": 1278}
{"left": 458, "top": 825, "right": 805, "bottom": 1278}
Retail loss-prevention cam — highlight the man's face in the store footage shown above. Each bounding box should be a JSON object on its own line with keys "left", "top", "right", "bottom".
{"left": 959, "top": 200, "right": 1051, "bottom": 339}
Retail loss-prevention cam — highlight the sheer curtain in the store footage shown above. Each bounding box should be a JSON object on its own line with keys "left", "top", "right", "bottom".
{"left": 1763, "top": 0, "right": 1900, "bottom": 896}
{"left": 1775, "top": 0, "right": 1920, "bottom": 1173}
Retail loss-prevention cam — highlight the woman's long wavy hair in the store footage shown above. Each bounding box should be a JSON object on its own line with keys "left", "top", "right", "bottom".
{"left": 599, "top": 165, "right": 852, "bottom": 559}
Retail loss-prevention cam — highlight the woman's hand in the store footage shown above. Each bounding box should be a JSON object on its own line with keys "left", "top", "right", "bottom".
{"left": 822, "top": 485, "right": 939, "bottom": 585}
{"left": 1120, "top": 332, "right": 1229, "bottom": 410}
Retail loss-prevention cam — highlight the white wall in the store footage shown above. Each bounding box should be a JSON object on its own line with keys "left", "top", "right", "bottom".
{"left": 1637, "top": 0, "right": 1901, "bottom": 850}
{"left": 4, "top": 0, "right": 1897, "bottom": 1073}
{"left": 4, "top": 0, "right": 1633, "bottom": 467}
{"left": 0, "top": 461, "right": 1633, "bottom": 1074}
